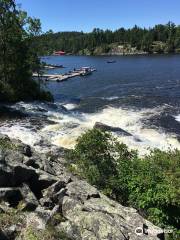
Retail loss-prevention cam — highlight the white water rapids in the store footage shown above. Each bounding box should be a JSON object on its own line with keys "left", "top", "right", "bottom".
{"left": 0, "top": 101, "right": 180, "bottom": 155}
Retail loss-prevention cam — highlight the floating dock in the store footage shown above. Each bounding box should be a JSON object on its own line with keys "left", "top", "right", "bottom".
{"left": 33, "top": 68, "right": 96, "bottom": 82}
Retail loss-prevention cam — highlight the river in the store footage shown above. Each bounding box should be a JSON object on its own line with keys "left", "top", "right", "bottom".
{"left": 1, "top": 54, "right": 180, "bottom": 155}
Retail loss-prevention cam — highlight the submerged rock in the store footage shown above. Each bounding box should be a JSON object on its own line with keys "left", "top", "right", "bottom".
{"left": 94, "top": 122, "right": 132, "bottom": 136}
{"left": 0, "top": 105, "right": 27, "bottom": 120}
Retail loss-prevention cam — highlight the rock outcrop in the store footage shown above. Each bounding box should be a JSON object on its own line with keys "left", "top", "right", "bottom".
{"left": 94, "top": 122, "right": 132, "bottom": 136}
{"left": 0, "top": 134, "right": 164, "bottom": 240}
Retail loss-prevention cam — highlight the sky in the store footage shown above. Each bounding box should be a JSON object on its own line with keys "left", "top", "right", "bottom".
{"left": 16, "top": 0, "right": 180, "bottom": 33}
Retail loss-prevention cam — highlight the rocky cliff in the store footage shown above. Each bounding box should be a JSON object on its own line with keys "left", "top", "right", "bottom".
{"left": 0, "top": 134, "right": 164, "bottom": 240}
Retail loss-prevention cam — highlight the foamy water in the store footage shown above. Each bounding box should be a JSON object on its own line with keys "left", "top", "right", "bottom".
{"left": 175, "top": 114, "right": 180, "bottom": 122}
{"left": 62, "top": 103, "right": 78, "bottom": 110}
{"left": 1, "top": 102, "right": 179, "bottom": 155}
{"left": 47, "top": 106, "right": 180, "bottom": 155}
{"left": 0, "top": 123, "right": 41, "bottom": 146}
{"left": 101, "top": 96, "right": 119, "bottom": 101}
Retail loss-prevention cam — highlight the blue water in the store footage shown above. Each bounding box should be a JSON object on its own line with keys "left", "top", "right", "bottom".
{"left": 42, "top": 55, "right": 180, "bottom": 136}
{"left": 1, "top": 54, "right": 180, "bottom": 153}
{"left": 43, "top": 55, "right": 180, "bottom": 106}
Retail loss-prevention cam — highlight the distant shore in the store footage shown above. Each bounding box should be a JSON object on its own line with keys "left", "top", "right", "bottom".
{"left": 46, "top": 51, "right": 180, "bottom": 57}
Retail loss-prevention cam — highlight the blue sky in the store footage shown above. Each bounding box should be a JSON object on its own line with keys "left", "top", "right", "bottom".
{"left": 16, "top": 0, "right": 180, "bottom": 33}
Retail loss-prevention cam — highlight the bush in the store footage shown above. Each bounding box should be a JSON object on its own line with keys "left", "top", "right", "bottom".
{"left": 128, "top": 149, "right": 180, "bottom": 229}
{"left": 66, "top": 129, "right": 180, "bottom": 239}
{"left": 66, "top": 129, "right": 137, "bottom": 200}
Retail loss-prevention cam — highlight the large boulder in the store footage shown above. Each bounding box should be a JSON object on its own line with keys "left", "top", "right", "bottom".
{"left": 0, "top": 105, "right": 27, "bottom": 120}
{"left": 58, "top": 180, "right": 164, "bottom": 240}
{"left": 0, "top": 161, "right": 39, "bottom": 188}
{"left": 0, "top": 188, "right": 23, "bottom": 207}
{"left": 94, "top": 122, "right": 132, "bottom": 136}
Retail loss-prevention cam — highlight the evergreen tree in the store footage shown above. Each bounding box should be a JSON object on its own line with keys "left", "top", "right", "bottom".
{"left": 33, "top": 22, "right": 180, "bottom": 56}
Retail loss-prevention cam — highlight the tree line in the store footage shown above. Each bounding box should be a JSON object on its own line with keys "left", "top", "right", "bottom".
{"left": 0, "top": 0, "right": 52, "bottom": 102}
{"left": 34, "top": 22, "right": 180, "bottom": 55}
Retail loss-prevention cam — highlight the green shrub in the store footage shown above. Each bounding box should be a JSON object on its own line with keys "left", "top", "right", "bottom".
{"left": 66, "top": 129, "right": 180, "bottom": 239}
{"left": 66, "top": 129, "right": 137, "bottom": 200}
{"left": 128, "top": 149, "right": 180, "bottom": 229}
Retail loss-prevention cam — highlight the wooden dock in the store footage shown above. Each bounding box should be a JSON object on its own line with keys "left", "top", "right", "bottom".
{"left": 33, "top": 68, "right": 96, "bottom": 82}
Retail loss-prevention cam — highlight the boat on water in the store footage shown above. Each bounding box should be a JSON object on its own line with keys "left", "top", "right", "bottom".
{"left": 107, "top": 60, "right": 116, "bottom": 63}
{"left": 80, "top": 67, "right": 93, "bottom": 76}
{"left": 43, "top": 64, "right": 64, "bottom": 69}
{"left": 73, "top": 67, "right": 96, "bottom": 76}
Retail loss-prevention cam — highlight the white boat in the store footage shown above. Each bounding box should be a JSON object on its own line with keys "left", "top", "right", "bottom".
{"left": 80, "top": 67, "right": 95, "bottom": 76}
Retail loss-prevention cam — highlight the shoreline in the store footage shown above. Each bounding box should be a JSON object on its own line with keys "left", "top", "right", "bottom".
{"left": 42, "top": 52, "right": 180, "bottom": 57}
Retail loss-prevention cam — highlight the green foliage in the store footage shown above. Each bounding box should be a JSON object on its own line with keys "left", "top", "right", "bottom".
{"left": 34, "top": 22, "right": 180, "bottom": 55}
{"left": 66, "top": 129, "right": 180, "bottom": 239}
{"left": 0, "top": 0, "right": 53, "bottom": 102}
{"left": 128, "top": 149, "right": 180, "bottom": 228}
{"left": 66, "top": 129, "right": 137, "bottom": 201}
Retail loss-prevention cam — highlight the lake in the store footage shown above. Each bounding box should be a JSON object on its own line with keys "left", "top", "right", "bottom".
{"left": 45, "top": 54, "right": 180, "bottom": 110}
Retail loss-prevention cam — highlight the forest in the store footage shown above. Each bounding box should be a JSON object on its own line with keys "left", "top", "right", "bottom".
{"left": 34, "top": 22, "right": 180, "bottom": 55}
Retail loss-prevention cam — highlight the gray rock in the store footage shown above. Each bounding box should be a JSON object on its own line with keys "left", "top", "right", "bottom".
{"left": 0, "top": 105, "right": 27, "bottom": 120}
{"left": 59, "top": 180, "right": 164, "bottom": 240}
{"left": 0, "top": 206, "right": 5, "bottom": 213}
{"left": 0, "top": 231, "right": 9, "bottom": 240}
{"left": 94, "top": 122, "right": 132, "bottom": 136}
{"left": 19, "top": 184, "right": 39, "bottom": 211}
{"left": 65, "top": 180, "right": 100, "bottom": 202}
{"left": 0, "top": 134, "right": 10, "bottom": 141}
{"left": 2, "top": 224, "right": 17, "bottom": 240}
{"left": 0, "top": 134, "right": 164, "bottom": 240}
{"left": 23, "top": 145, "right": 32, "bottom": 157}
{"left": 0, "top": 149, "right": 6, "bottom": 163}
{"left": 0, "top": 188, "right": 23, "bottom": 207}
{"left": 0, "top": 164, "right": 38, "bottom": 188}
{"left": 9, "top": 139, "right": 32, "bottom": 157}
{"left": 26, "top": 205, "right": 60, "bottom": 230}
{"left": 23, "top": 157, "right": 40, "bottom": 169}
{"left": 40, "top": 173, "right": 72, "bottom": 208}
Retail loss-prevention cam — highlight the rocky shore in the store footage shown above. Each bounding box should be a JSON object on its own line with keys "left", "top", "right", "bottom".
{"left": 0, "top": 133, "right": 165, "bottom": 240}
